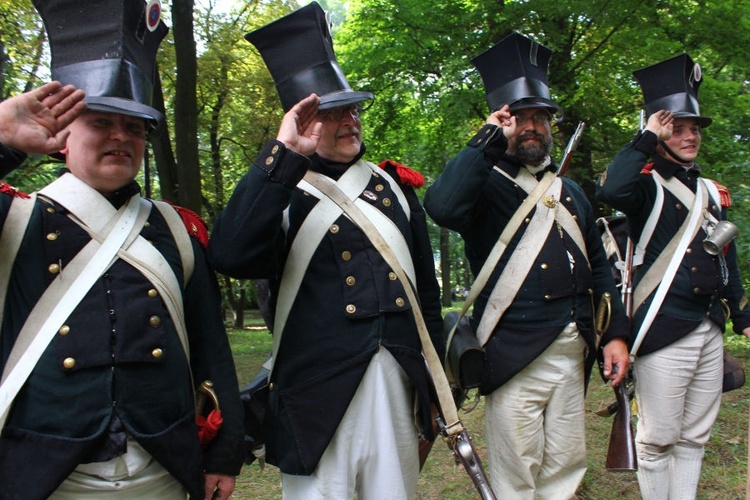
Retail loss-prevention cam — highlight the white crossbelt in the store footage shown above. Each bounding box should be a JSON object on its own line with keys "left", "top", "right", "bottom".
{"left": 0, "top": 178, "right": 144, "bottom": 430}
{"left": 270, "top": 161, "right": 415, "bottom": 375}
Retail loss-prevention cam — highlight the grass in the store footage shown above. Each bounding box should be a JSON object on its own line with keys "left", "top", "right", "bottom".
{"left": 227, "top": 310, "right": 750, "bottom": 499}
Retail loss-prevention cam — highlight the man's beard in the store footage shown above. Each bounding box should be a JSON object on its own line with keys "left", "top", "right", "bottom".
{"left": 514, "top": 132, "right": 552, "bottom": 166}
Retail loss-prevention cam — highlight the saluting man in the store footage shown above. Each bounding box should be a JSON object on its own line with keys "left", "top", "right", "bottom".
{"left": 0, "top": 1, "right": 244, "bottom": 498}
{"left": 596, "top": 54, "right": 750, "bottom": 500}
{"left": 424, "top": 32, "right": 630, "bottom": 499}
{"left": 208, "top": 3, "right": 444, "bottom": 499}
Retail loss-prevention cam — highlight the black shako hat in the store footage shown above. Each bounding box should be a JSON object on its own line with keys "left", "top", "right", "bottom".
{"left": 472, "top": 32, "right": 563, "bottom": 116}
{"left": 245, "top": 1, "right": 373, "bottom": 112}
{"left": 33, "top": 0, "right": 168, "bottom": 127}
{"left": 633, "top": 53, "right": 712, "bottom": 128}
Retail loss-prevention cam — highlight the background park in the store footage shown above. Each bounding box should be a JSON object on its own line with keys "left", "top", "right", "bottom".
{"left": 2, "top": 0, "right": 750, "bottom": 497}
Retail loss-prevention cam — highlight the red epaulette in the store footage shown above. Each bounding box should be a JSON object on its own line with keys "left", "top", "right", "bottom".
{"left": 378, "top": 159, "right": 425, "bottom": 188}
{"left": 0, "top": 182, "right": 30, "bottom": 199}
{"left": 711, "top": 180, "right": 732, "bottom": 208}
{"left": 640, "top": 163, "right": 655, "bottom": 176}
{"left": 169, "top": 203, "right": 210, "bottom": 249}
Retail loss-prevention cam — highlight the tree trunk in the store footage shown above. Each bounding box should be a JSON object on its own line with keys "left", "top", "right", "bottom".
{"left": 150, "top": 72, "right": 179, "bottom": 202}
{"left": 171, "top": 0, "right": 202, "bottom": 212}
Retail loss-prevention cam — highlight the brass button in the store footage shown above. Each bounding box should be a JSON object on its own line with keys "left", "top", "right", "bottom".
{"left": 544, "top": 294, "right": 551, "bottom": 300}
{"left": 388, "top": 272, "right": 397, "bottom": 281}
{"left": 151, "top": 348, "right": 163, "bottom": 358}
{"left": 691, "top": 267, "right": 699, "bottom": 273}
{"left": 265, "top": 156, "right": 274, "bottom": 166}
{"left": 149, "top": 316, "right": 161, "bottom": 328}
{"left": 566, "top": 197, "right": 572, "bottom": 202}
{"left": 375, "top": 184, "right": 385, "bottom": 192}
{"left": 46, "top": 232, "right": 59, "bottom": 241}
{"left": 48, "top": 263, "right": 60, "bottom": 274}
{"left": 572, "top": 215, "right": 578, "bottom": 220}
{"left": 395, "top": 297, "right": 405, "bottom": 307}
{"left": 588, "top": 289, "right": 594, "bottom": 295}
{"left": 58, "top": 325, "right": 70, "bottom": 336}
{"left": 382, "top": 198, "right": 391, "bottom": 207}
{"left": 346, "top": 304, "right": 356, "bottom": 314}
{"left": 346, "top": 276, "right": 356, "bottom": 286}
{"left": 540, "top": 263, "right": 548, "bottom": 270}
{"left": 525, "top": 218, "right": 531, "bottom": 224}
{"left": 46, "top": 207, "right": 55, "bottom": 214}
{"left": 712, "top": 204, "right": 718, "bottom": 211}
{"left": 63, "top": 357, "right": 76, "bottom": 369}
{"left": 686, "top": 248, "right": 693, "bottom": 254}
{"left": 144, "top": 222, "right": 150, "bottom": 228}
{"left": 271, "top": 144, "right": 279, "bottom": 154}
{"left": 693, "top": 287, "right": 701, "bottom": 294}
{"left": 341, "top": 251, "right": 352, "bottom": 261}
{"left": 268, "top": 382, "right": 274, "bottom": 392}
{"left": 676, "top": 203, "right": 683, "bottom": 210}
{"left": 330, "top": 224, "right": 340, "bottom": 234}
{"left": 148, "top": 289, "right": 158, "bottom": 298}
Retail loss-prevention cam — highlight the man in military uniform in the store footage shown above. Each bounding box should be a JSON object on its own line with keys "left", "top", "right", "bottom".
{"left": 0, "top": 1, "right": 245, "bottom": 498}
{"left": 596, "top": 54, "right": 750, "bottom": 499}
{"left": 208, "top": 3, "right": 443, "bottom": 498}
{"left": 424, "top": 32, "right": 630, "bottom": 499}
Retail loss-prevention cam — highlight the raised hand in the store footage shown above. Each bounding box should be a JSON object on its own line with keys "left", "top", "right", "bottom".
{"left": 645, "top": 109, "right": 674, "bottom": 142}
{"left": 0, "top": 81, "right": 86, "bottom": 155}
{"left": 487, "top": 104, "right": 516, "bottom": 140}
{"left": 276, "top": 93, "right": 323, "bottom": 156}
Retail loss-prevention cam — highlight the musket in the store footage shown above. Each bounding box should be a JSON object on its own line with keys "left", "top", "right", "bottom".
{"left": 555, "top": 121, "right": 586, "bottom": 176}
{"left": 437, "top": 416, "right": 497, "bottom": 500}
{"left": 602, "top": 236, "right": 638, "bottom": 472}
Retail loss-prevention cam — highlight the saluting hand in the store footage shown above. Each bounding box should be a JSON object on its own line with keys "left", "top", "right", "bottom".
{"left": 487, "top": 104, "right": 516, "bottom": 140}
{"left": 0, "top": 81, "right": 86, "bottom": 155}
{"left": 276, "top": 93, "right": 323, "bottom": 156}
{"left": 645, "top": 109, "right": 674, "bottom": 142}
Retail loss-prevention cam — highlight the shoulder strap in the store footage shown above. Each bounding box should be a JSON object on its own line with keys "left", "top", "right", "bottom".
{"left": 630, "top": 180, "right": 709, "bottom": 356}
{"left": 447, "top": 170, "right": 557, "bottom": 352}
{"left": 0, "top": 194, "right": 145, "bottom": 431}
{"left": 152, "top": 200, "right": 195, "bottom": 284}
{"left": 0, "top": 195, "right": 37, "bottom": 334}
{"left": 304, "top": 170, "right": 467, "bottom": 441}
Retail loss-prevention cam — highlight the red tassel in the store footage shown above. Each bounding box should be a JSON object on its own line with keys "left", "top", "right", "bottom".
{"left": 0, "top": 182, "right": 30, "bottom": 199}
{"left": 197, "top": 409, "right": 223, "bottom": 448}
{"left": 378, "top": 160, "right": 425, "bottom": 188}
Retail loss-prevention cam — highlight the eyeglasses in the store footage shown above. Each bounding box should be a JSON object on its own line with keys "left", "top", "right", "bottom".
{"left": 513, "top": 111, "right": 551, "bottom": 126}
{"left": 318, "top": 103, "right": 366, "bottom": 122}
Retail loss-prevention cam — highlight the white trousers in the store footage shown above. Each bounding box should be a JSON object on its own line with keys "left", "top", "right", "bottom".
{"left": 634, "top": 317, "right": 723, "bottom": 499}
{"left": 282, "top": 348, "right": 419, "bottom": 500}
{"left": 485, "top": 323, "right": 587, "bottom": 500}
{"left": 50, "top": 440, "right": 186, "bottom": 499}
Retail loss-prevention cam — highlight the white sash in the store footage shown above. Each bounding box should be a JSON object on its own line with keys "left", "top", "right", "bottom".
{"left": 270, "top": 161, "right": 415, "bottom": 374}
{"left": 629, "top": 179, "right": 708, "bottom": 356}
{"left": 475, "top": 174, "right": 563, "bottom": 345}
{"left": 0, "top": 178, "right": 143, "bottom": 429}
{"left": 38, "top": 174, "right": 190, "bottom": 360}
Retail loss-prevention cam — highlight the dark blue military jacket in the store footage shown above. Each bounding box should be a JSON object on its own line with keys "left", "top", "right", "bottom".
{"left": 424, "top": 124, "right": 629, "bottom": 394}
{"left": 0, "top": 161, "right": 245, "bottom": 499}
{"left": 209, "top": 141, "right": 444, "bottom": 475}
{"left": 595, "top": 130, "right": 750, "bottom": 354}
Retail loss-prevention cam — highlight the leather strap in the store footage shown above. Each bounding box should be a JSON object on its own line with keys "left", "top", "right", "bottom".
{"left": 630, "top": 180, "right": 708, "bottom": 356}
{"left": 0, "top": 194, "right": 36, "bottom": 336}
{"left": 304, "top": 170, "right": 467, "bottom": 437}
{"left": 0, "top": 191, "right": 143, "bottom": 430}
